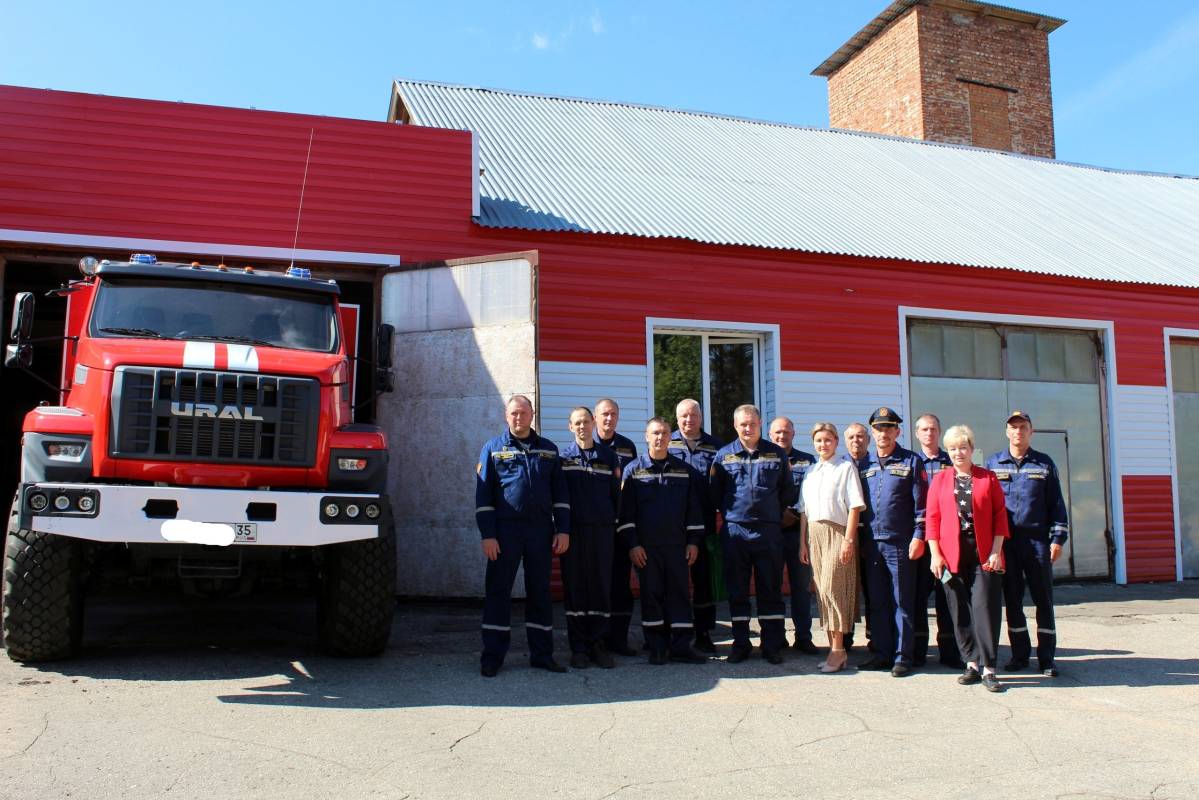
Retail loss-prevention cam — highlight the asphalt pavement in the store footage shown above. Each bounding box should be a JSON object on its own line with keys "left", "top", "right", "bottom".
{"left": 1, "top": 581, "right": 1197, "bottom": 800}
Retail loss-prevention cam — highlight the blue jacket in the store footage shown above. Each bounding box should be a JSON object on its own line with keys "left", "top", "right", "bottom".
{"left": 668, "top": 430, "right": 723, "bottom": 537}
{"left": 857, "top": 445, "right": 928, "bottom": 542}
{"left": 918, "top": 449, "right": 952, "bottom": 482}
{"left": 597, "top": 431, "right": 639, "bottom": 471}
{"left": 618, "top": 454, "right": 705, "bottom": 550}
{"left": 782, "top": 447, "right": 817, "bottom": 531}
{"left": 984, "top": 447, "right": 1070, "bottom": 544}
{"left": 475, "top": 429, "right": 571, "bottom": 539}
{"left": 559, "top": 441, "right": 621, "bottom": 528}
{"left": 710, "top": 437, "right": 800, "bottom": 539}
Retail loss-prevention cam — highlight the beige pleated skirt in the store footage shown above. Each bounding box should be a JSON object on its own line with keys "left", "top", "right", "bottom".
{"left": 808, "top": 519, "right": 860, "bottom": 634}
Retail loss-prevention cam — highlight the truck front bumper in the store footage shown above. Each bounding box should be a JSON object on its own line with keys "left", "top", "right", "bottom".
{"left": 17, "top": 483, "right": 385, "bottom": 546}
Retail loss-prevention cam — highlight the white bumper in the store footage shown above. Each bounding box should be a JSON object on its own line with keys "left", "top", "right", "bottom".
{"left": 26, "top": 483, "right": 381, "bottom": 546}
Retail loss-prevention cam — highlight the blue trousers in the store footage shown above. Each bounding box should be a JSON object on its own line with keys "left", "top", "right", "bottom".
{"left": 861, "top": 537, "right": 915, "bottom": 666}
{"left": 638, "top": 544, "right": 694, "bottom": 656}
{"left": 783, "top": 528, "right": 813, "bottom": 643}
{"left": 690, "top": 534, "right": 717, "bottom": 634}
{"left": 1002, "top": 534, "right": 1057, "bottom": 666}
{"left": 481, "top": 523, "right": 555, "bottom": 669}
{"left": 723, "top": 532, "right": 786, "bottom": 653}
{"left": 607, "top": 544, "right": 635, "bottom": 649}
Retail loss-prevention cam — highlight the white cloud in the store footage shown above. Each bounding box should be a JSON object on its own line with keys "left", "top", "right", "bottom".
{"left": 531, "top": 32, "right": 550, "bottom": 49}
{"left": 589, "top": 11, "right": 604, "bottom": 34}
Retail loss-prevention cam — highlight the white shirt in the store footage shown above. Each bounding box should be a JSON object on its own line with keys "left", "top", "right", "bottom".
{"left": 799, "top": 458, "right": 866, "bottom": 527}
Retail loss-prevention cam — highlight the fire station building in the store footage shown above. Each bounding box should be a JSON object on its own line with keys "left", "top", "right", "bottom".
{"left": 2, "top": 0, "right": 1198, "bottom": 595}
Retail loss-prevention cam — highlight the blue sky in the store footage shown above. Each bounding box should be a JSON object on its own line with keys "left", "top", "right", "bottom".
{"left": 5, "top": 1, "right": 1199, "bottom": 175}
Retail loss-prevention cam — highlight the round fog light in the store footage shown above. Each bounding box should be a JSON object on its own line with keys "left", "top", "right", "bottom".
{"left": 345, "top": 504, "right": 361, "bottom": 519}
{"left": 364, "top": 503, "right": 381, "bottom": 520}
{"left": 323, "top": 502, "right": 340, "bottom": 518}
{"left": 77, "top": 495, "right": 95, "bottom": 513}
{"left": 53, "top": 495, "right": 72, "bottom": 511}
{"left": 28, "top": 492, "right": 48, "bottom": 512}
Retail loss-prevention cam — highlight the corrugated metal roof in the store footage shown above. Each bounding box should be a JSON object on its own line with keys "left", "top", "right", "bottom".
{"left": 393, "top": 79, "right": 1199, "bottom": 289}
{"left": 811, "top": 0, "right": 1066, "bottom": 77}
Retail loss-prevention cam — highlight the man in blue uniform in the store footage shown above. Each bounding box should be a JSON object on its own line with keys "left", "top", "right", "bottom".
{"left": 669, "top": 399, "right": 723, "bottom": 653}
{"left": 985, "top": 411, "right": 1069, "bottom": 677}
{"left": 711, "top": 404, "right": 799, "bottom": 664}
{"left": 842, "top": 422, "right": 871, "bottom": 652}
{"left": 619, "top": 417, "right": 708, "bottom": 665}
{"left": 475, "top": 395, "right": 572, "bottom": 677}
{"left": 559, "top": 406, "right": 621, "bottom": 670}
{"left": 595, "top": 398, "right": 641, "bottom": 657}
{"left": 911, "top": 413, "right": 965, "bottom": 669}
{"left": 856, "top": 407, "right": 928, "bottom": 677}
{"left": 768, "top": 416, "right": 820, "bottom": 655}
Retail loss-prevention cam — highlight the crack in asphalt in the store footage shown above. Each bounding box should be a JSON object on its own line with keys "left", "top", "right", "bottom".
{"left": 449, "top": 720, "right": 487, "bottom": 753}
{"left": 170, "top": 726, "right": 358, "bottom": 772}
{"left": 2, "top": 712, "right": 49, "bottom": 759}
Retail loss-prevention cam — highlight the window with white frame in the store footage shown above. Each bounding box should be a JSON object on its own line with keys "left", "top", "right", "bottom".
{"left": 652, "top": 330, "right": 762, "bottom": 444}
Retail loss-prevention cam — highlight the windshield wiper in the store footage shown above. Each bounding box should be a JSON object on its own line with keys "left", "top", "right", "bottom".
{"left": 97, "top": 327, "right": 168, "bottom": 339}
{"left": 183, "top": 334, "right": 274, "bottom": 347}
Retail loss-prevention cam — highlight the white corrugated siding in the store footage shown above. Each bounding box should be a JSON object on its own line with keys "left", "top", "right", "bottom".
{"left": 395, "top": 79, "right": 1199, "bottom": 288}
{"left": 1114, "top": 384, "right": 1174, "bottom": 476}
{"left": 538, "top": 360, "right": 650, "bottom": 445}
{"left": 777, "top": 370, "right": 905, "bottom": 447}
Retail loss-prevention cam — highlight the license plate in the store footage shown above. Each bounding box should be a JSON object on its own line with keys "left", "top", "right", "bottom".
{"left": 230, "top": 523, "right": 257, "bottom": 543}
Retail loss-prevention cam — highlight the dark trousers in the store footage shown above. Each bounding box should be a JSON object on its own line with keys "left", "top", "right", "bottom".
{"left": 690, "top": 535, "right": 716, "bottom": 634}
{"left": 723, "top": 532, "right": 786, "bottom": 653}
{"left": 943, "top": 543, "right": 1003, "bottom": 669}
{"left": 861, "top": 537, "right": 915, "bottom": 666}
{"left": 607, "top": 545, "right": 635, "bottom": 649}
{"left": 783, "top": 528, "right": 814, "bottom": 644}
{"left": 913, "top": 549, "right": 963, "bottom": 664}
{"left": 481, "top": 524, "right": 554, "bottom": 669}
{"left": 638, "top": 544, "right": 694, "bottom": 656}
{"left": 1003, "top": 534, "right": 1057, "bottom": 666}
{"left": 560, "top": 523, "right": 614, "bottom": 654}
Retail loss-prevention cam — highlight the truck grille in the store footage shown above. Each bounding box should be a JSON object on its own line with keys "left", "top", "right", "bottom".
{"left": 110, "top": 367, "right": 319, "bottom": 467}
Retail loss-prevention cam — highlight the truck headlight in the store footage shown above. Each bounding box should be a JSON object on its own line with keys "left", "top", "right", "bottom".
{"left": 47, "top": 443, "right": 86, "bottom": 460}
{"left": 364, "top": 503, "right": 381, "bottom": 520}
{"left": 28, "top": 492, "right": 48, "bottom": 512}
{"left": 323, "top": 502, "right": 340, "bottom": 518}
{"left": 77, "top": 495, "right": 95, "bottom": 513}
{"left": 337, "top": 458, "right": 368, "bottom": 471}
{"left": 53, "top": 495, "right": 71, "bottom": 511}
{"left": 344, "top": 504, "right": 361, "bottom": 519}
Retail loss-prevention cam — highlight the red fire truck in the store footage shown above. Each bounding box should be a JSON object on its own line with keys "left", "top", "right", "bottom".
{"left": 3, "top": 254, "right": 396, "bottom": 661}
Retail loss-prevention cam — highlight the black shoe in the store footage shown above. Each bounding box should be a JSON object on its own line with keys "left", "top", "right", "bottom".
{"left": 648, "top": 650, "right": 668, "bottom": 666}
{"left": 857, "top": 656, "right": 890, "bottom": 671}
{"left": 1004, "top": 659, "right": 1029, "bottom": 672}
{"left": 589, "top": 645, "right": 615, "bottom": 669}
{"left": 1041, "top": 665, "right": 1059, "bottom": 677}
{"left": 670, "top": 647, "right": 709, "bottom": 664}
{"left": 941, "top": 658, "right": 967, "bottom": 670}
{"left": 607, "top": 642, "right": 638, "bottom": 657}
{"left": 891, "top": 662, "right": 912, "bottom": 678}
{"left": 792, "top": 639, "right": 820, "bottom": 655}
{"left": 531, "top": 658, "right": 567, "bottom": 673}
{"left": 693, "top": 632, "right": 717, "bottom": 654}
{"left": 982, "top": 672, "right": 1004, "bottom": 692}
{"left": 727, "top": 646, "right": 753, "bottom": 664}
{"left": 957, "top": 667, "right": 981, "bottom": 685}
{"left": 481, "top": 663, "right": 500, "bottom": 678}
{"left": 764, "top": 649, "right": 785, "bottom": 665}
{"left": 569, "top": 652, "right": 590, "bottom": 670}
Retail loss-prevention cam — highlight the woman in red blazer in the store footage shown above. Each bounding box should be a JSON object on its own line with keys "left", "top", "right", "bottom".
{"left": 925, "top": 424, "right": 1010, "bottom": 692}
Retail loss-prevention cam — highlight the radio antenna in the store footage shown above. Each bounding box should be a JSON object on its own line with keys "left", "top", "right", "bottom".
{"left": 289, "top": 129, "right": 315, "bottom": 268}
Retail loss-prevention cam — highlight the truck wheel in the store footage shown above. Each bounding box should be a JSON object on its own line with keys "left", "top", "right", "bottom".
{"left": 316, "top": 513, "right": 396, "bottom": 657}
{"left": 3, "top": 498, "right": 85, "bottom": 662}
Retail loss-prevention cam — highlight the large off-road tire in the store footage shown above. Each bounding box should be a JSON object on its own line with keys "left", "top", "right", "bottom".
{"left": 3, "top": 497, "right": 86, "bottom": 662}
{"left": 316, "top": 513, "right": 396, "bottom": 657}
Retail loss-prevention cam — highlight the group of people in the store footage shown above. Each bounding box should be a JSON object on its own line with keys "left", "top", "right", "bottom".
{"left": 474, "top": 394, "right": 1069, "bottom": 694}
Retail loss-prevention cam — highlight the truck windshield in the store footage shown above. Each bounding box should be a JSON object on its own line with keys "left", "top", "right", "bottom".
{"left": 89, "top": 277, "right": 338, "bottom": 353}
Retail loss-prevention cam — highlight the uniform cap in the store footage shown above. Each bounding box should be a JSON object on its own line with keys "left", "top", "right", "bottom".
{"left": 1006, "top": 410, "right": 1032, "bottom": 424}
{"left": 868, "top": 407, "right": 902, "bottom": 427}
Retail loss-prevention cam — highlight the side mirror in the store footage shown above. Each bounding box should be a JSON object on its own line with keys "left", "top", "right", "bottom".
{"left": 10, "top": 292, "right": 34, "bottom": 341}
{"left": 5, "top": 343, "right": 32, "bottom": 369}
{"left": 375, "top": 323, "right": 395, "bottom": 393}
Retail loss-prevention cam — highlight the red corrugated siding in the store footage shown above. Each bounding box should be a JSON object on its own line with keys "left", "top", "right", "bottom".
{"left": 1122, "top": 475, "right": 1177, "bottom": 582}
{"left": 0, "top": 86, "right": 475, "bottom": 255}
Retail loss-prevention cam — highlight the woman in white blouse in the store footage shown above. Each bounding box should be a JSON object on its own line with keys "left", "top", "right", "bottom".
{"left": 799, "top": 422, "right": 867, "bottom": 673}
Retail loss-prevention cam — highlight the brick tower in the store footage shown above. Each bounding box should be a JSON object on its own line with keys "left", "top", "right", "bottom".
{"left": 812, "top": 0, "right": 1065, "bottom": 158}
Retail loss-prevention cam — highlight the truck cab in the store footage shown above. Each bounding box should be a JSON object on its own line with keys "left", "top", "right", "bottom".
{"left": 3, "top": 254, "right": 396, "bottom": 661}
